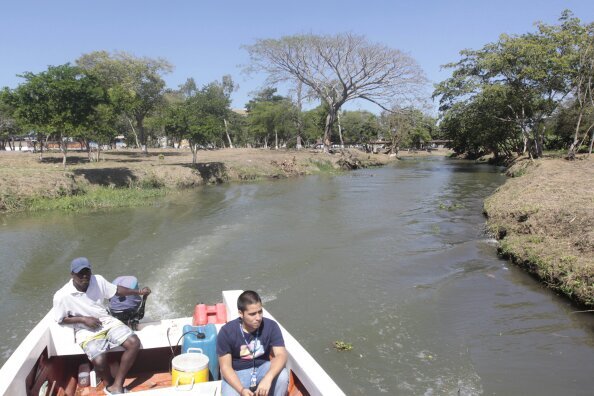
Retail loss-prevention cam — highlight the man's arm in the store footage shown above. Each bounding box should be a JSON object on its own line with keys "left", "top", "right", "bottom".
{"left": 60, "top": 315, "right": 102, "bottom": 330}
{"left": 219, "top": 353, "right": 253, "bottom": 396}
{"left": 53, "top": 291, "right": 101, "bottom": 330}
{"left": 116, "top": 286, "right": 151, "bottom": 297}
{"left": 255, "top": 346, "right": 288, "bottom": 396}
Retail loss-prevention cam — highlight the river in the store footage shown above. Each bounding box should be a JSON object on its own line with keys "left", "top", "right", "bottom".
{"left": 1, "top": 157, "right": 593, "bottom": 395}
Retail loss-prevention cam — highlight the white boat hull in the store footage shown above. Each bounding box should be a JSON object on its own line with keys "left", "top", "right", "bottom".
{"left": 0, "top": 290, "right": 344, "bottom": 396}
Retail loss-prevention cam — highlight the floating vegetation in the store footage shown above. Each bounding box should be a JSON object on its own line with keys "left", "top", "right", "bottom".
{"left": 333, "top": 340, "right": 353, "bottom": 351}
{"left": 438, "top": 201, "right": 464, "bottom": 211}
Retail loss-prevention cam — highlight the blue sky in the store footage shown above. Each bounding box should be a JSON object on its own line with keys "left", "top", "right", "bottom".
{"left": 1, "top": 1, "right": 591, "bottom": 113}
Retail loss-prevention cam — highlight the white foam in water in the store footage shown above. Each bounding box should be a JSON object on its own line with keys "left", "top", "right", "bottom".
{"left": 143, "top": 223, "right": 245, "bottom": 320}
{"left": 482, "top": 238, "right": 499, "bottom": 246}
{"left": 260, "top": 293, "right": 277, "bottom": 304}
{"left": 259, "top": 284, "right": 290, "bottom": 305}
{"left": 421, "top": 373, "right": 483, "bottom": 396}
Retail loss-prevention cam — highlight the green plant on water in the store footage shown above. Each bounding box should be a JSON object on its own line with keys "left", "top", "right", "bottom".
{"left": 431, "top": 224, "right": 440, "bottom": 234}
{"left": 438, "top": 201, "right": 463, "bottom": 211}
{"left": 333, "top": 340, "right": 353, "bottom": 351}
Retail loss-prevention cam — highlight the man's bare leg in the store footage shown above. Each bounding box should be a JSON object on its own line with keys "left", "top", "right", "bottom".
{"left": 106, "top": 335, "right": 141, "bottom": 394}
{"left": 92, "top": 353, "right": 113, "bottom": 390}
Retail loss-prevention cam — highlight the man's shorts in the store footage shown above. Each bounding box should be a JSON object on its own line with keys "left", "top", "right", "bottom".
{"left": 78, "top": 317, "right": 134, "bottom": 360}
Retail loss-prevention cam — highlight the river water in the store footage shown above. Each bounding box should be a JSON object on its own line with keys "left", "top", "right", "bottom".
{"left": 1, "top": 157, "right": 593, "bottom": 395}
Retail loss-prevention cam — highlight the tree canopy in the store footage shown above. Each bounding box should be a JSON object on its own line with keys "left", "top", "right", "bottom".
{"left": 244, "top": 33, "right": 426, "bottom": 152}
{"left": 434, "top": 11, "right": 594, "bottom": 159}
{"left": 160, "top": 77, "right": 232, "bottom": 163}
{"left": 8, "top": 64, "right": 105, "bottom": 166}
{"left": 77, "top": 51, "right": 173, "bottom": 154}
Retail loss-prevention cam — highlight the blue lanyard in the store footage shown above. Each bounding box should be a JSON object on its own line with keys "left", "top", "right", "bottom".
{"left": 239, "top": 322, "right": 260, "bottom": 361}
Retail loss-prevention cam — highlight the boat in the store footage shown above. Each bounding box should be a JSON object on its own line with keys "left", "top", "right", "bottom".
{"left": 0, "top": 290, "right": 344, "bottom": 395}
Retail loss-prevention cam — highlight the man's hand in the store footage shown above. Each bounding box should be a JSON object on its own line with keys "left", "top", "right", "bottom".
{"left": 240, "top": 388, "right": 254, "bottom": 396}
{"left": 255, "top": 376, "right": 273, "bottom": 396}
{"left": 81, "top": 316, "right": 102, "bottom": 330}
{"left": 139, "top": 287, "right": 151, "bottom": 296}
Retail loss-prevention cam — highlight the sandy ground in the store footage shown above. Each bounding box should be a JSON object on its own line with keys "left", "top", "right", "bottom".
{"left": 484, "top": 155, "right": 594, "bottom": 306}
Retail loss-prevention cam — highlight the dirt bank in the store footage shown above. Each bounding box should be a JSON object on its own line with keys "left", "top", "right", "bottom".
{"left": 0, "top": 148, "right": 398, "bottom": 212}
{"left": 484, "top": 156, "right": 594, "bottom": 306}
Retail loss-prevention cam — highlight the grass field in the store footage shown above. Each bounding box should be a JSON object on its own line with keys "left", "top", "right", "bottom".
{"left": 484, "top": 155, "right": 594, "bottom": 306}
{"left": 0, "top": 147, "right": 402, "bottom": 212}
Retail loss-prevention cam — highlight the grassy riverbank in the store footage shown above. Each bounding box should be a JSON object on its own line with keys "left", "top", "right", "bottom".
{"left": 484, "top": 156, "right": 594, "bottom": 307}
{"left": 0, "top": 148, "right": 410, "bottom": 213}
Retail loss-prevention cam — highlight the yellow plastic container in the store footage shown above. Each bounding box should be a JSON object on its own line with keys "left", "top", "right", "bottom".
{"left": 171, "top": 348, "right": 209, "bottom": 389}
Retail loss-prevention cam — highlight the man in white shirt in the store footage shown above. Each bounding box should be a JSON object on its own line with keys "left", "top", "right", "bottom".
{"left": 53, "top": 257, "right": 151, "bottom": 394}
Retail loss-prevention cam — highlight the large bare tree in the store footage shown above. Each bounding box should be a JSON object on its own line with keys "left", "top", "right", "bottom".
{"left": 244, "top": 33, "right": 426, "bottom": 152}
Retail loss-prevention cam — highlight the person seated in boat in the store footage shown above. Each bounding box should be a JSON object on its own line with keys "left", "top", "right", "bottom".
{"left": 52, "top": 257, "right": 151, "bottom": 395}
{"left": 217, "top": 290, "right": 289, "bottom": 396}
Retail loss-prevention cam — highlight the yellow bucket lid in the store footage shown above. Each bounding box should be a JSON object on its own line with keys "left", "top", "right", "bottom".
{"left": 172, "top": 352, "right": 209, "bottom": 372}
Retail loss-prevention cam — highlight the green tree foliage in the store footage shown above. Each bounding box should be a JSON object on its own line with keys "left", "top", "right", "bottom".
{"left": 246, "top": 88, "right": 298, "bottom": 148}
{"left": 340, "top": 111, "right": 381, "bottom": 145}
{"left": 0, "top": 88, "right": 22, "bottom": 151}
{"left": 160, "top": 78, "right": 231, "bottom": 163}
{"left": 205, "top": 76, "right": 236, "bottom": 148}
{"left": 9, "top": 64, "right": 104, "bottom": 167}
{"left": 380, "top": 108, "right": 437, "bottom": 154}
{"left": 301, "top": 105, "right": 329, "bottom": 146}
{"left": 540, "top": 13, "right": 594, "bottom": 157}
{"left": 438, "top": 87, "right": 523, "bottom": 159}
{"left": 77, "top": 51, "right": 173, "bottom": 154}
{"left": 435, "top": 11, "right": 594, "bottom": 159}
{"left": 225, "top": 110, "right": 249, "bottom": 147}
{"left": 544, "top": 99, "right": 594, "bottom": 152}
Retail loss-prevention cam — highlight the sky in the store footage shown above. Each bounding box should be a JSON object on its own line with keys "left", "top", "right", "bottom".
{"left": 1, "top": 0, "right": 592, "bottom": 114}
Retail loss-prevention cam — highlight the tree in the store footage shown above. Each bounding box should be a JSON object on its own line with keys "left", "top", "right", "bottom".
{"left": 161, "top": 78, "right": 231, "bottom": 164}
{"left": 437, "top": 87, "right": 523, "bottom": 160}
{"left": 9, "top": 64, "right": 104, "bottom": 167}
{"left": 380, "top": 108, "right": 436, "bottom": 154}
{"left": 340, "top": 110, "right": 381, "bottom": 145}
{"left": 85, "top": 102, "right": 120, "bottom": 161}
{"left": 541, "top": 13, "right": 594, "bottom": 158}
{"left": 244, "top": 33, "right": 426, "bottom": 152}
{"left": 434, "top": 14, "right": 579, "bottom": 159}
{"left": 0, "top": 88, "right": 22, "bottom": 151}
{"left": 545, "top": 98, "right": 594, "bottom": 151}
{"left": 246, "top": 88, "right": 297, "bottom": 149}
{"left": 302, "top": 105, "right": 330, "bottom": 146}
{"left": 77, "top": 51, "right": 173, "bottom": 154}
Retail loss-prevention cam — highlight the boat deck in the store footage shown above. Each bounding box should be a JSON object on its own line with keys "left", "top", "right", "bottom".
{"left": 74, "top": 372, "right": 222, "bottom": 395}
